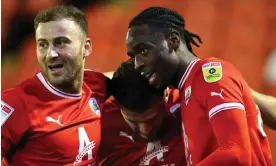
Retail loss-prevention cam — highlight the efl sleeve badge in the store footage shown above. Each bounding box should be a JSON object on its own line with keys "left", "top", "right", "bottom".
{"left": 202, "top": 62, "right": 223, "bottom": 83}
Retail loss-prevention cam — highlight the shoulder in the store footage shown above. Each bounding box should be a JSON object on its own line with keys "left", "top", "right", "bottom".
{"left": 2, "top": 74, "right": 39, "bottom": 104}
{"left": 192, "top": 57, "right": 243, "bottom": 86}
{"left": 103, "top": 97, "right": 121, "bottom": 114}
{"left": 84, "top": 69, "right": 111, "bottom": 99}
{"left": 1, "top": 72, "right": 47, "bottom": 113}
{"left": 1, "top": 78, "right": 36, "bottom": 126}
{"left": 101, "top": 97, "right": 125, "bottom": 129}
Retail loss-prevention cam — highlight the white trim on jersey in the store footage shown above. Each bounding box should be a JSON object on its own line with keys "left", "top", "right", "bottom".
{"left": 170, "top": 103, "right": 181, "bottom": 113}
{"left": 209, "top": 102, "right": 245, "bottom": 119}
{"left": 36, "top": 72, "right": 81, "bottom": 99}
{"left": 178, "top": 59, "right": 200, "bottom": 90}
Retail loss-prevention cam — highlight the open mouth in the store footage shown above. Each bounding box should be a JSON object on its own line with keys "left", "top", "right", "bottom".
{"left": 48, "top": 64, "right": 64, "bottom": 73}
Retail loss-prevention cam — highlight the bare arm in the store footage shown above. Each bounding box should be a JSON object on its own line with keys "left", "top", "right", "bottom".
{"left": 251, "top": 89, "right": 276, "bottom": 130}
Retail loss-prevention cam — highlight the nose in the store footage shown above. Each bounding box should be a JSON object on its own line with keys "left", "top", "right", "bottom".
{"left": 47, "top": 46, "right": 58, "bottom": 58}
{"left": 134, "top": 56, "right": 145, "bottom": 71}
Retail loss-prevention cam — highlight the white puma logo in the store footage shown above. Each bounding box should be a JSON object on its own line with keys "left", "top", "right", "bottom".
{"left": 46, "top": 115, "right": 63, "bottom": 126}
{"left": 120, "top": 131, "right": 134, "bottom": 142}
{"left": 210, "top": 89, "right": 224, "bottom": 99}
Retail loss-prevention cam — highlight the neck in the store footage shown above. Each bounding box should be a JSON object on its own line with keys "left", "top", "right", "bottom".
{"left": 54, "top": 69, "right": 84, "bottom": 94}
{"left": 170, "top": 43, "right": 198, "bottom": 88}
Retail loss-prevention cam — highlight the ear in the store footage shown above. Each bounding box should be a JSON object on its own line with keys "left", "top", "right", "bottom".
{"left": 168, "top": 30, "right": 180, "bottom": 51}
{"left": 83, "top": 38, "right": 92, "bottom": 57}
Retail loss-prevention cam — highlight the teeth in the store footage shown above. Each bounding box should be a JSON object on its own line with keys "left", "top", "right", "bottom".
{"left": 48, "top": 64, "right": 63, "bottom": 71}
{"left": 141, "top": 72, "right": 146, "bottom": 76}
{"left": 49, "top": 64, "right": 62, "bottom": 68}
{"left": 141, "top": 72, "right": 150, "bottom": 78}
{"left": 149, "top": 73, "right": 156, "bottom": 83}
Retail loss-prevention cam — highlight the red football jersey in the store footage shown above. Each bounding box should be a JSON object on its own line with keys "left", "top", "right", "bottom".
{"left": 177, "top": 58, "right": 272, "bottom": 166}
{"left": 99, "top": 92, "right": 186, "bottom": 166}
{"left": 1, "top": 70, "right": 108, "bottom": 166}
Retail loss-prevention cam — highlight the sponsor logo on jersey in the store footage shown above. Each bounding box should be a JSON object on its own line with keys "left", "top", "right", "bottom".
{"left": 185, "top": 86, "right": 191, "bottom": 105}
{"left": 202, "top": 62, "right": 223, "bottom": 83}
{"left": 1, "top": 101, "right": 15, "bottom": 126}
{"left": 89, "top": 98, "right": 100, "bottom": 116}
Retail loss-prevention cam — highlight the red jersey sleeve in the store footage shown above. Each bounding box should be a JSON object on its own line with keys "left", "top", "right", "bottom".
{"left": 193, "top": 60, "right": 252, "bottom": 166}
{"left": 194, "top": 61, "right": 245, "bottom": 118}
{"left": 1, "top": 87, "right": 30, "bottom": 161}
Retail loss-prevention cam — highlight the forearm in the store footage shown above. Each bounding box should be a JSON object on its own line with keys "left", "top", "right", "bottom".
{"left": 251, "top": 89, "right": 276, "bottom": 130}
{"left": 197, "top": 110, "right": 251, "bottom": 166}
{"left": 196, "top": 142, "right": 250, "bottom": 166}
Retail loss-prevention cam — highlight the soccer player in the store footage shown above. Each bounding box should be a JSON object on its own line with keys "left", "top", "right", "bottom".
{"left": 104, "top": 71, "right": 276, "bottom": 130}
{"left": 1, "top": 6, "right": 109, "bottom": 165}
{"left": 99, "top": 59, "right": 186, "bottom": 166}
{"left": 126, "top": 7, "right": 272, "bottom": 165}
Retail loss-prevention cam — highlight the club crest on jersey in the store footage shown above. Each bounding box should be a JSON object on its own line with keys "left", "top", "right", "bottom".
{"left": 1, "top": 101, "right": 15, "bottom": 126}
{"left": 89, "top": 98, "right": 100, "bottom": 116}
{"left": 185, "top": 86, "right": 191, "bottom": 105}
{"left": 202, "top": 62, "right": 223, "bottom": 83}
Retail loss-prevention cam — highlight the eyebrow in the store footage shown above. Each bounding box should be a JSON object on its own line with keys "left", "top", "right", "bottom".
{"left": 36, "top": 36, "right": 72, "bottom": 43}
{"left": 133, "top": 42, "right": 152, "bottom": 49}
{"left": 37, "top": 38, "right": 47, "bottom": 43}
{"left": 127, "top": 42, "right": 153, "bottom": 56}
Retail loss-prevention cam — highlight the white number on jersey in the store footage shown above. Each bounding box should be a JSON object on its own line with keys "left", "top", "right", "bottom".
{"left": 140, "top": 140, "right": 169, "bottom": 165}
{"left": 74, "top": 127, "right": 96, "bottom": 165}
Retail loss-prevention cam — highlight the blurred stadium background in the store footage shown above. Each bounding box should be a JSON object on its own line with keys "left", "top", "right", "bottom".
{"left": 1, "top": 0, "right": 276, "bottom": 162}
